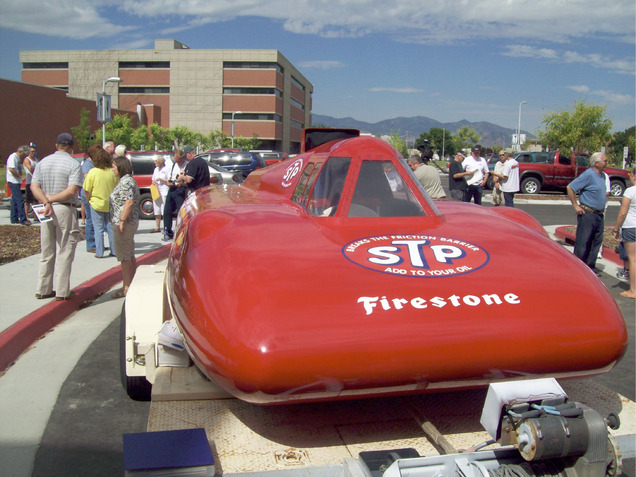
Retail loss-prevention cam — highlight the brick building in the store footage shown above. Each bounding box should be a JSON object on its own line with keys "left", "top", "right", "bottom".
{"left": 0, "top": 79, "right": 135, "bottom": 162}
{"left": 20, "top": 39, "right": 314, "bottom": 154}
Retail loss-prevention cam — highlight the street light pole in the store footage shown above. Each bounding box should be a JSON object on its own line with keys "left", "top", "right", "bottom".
{"left": 517, "top": 100, "right": 527, "bottom": 152}
{"left": 231, "top": 111, "right": 243, "bottom": 148}
{"left": 102, "top": 76, "right": 122, "bottom": 147}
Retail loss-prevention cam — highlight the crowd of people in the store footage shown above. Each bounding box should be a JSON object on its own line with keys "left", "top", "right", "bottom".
{"left": 410, "top": 143, "right": 633, "bottom": 299}
{"left": 4, "top": 133, "right": 634, "bottom": 301}
{"left": 3, "top": 133, "right": 211, "bottom": 301}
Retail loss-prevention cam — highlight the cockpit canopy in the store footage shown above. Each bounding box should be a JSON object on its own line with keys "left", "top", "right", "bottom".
{"left": 288, "top": 136, "right": 440, "bottom": 218}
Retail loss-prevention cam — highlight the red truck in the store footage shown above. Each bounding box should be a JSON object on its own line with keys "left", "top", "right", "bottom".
{"left": 514, "top": 150, "right": 629, "bottom": 197}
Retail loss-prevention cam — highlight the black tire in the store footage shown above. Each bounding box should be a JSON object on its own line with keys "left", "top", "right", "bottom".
{"left": 609, "top": 180, "right": 625, "bottom": 197}
{"left": 119, "top": 302, "right": 152, "bottom": 401}
{"left": 521, "top": 177, "right": 541, "bottom": 195}
{"left": 138, "top": 192, "right": 155, "bottom": 220}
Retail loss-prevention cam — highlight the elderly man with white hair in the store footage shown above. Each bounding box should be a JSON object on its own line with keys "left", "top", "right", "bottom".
{"left": 566, "top": 152, "right": 609, "bottom": 271}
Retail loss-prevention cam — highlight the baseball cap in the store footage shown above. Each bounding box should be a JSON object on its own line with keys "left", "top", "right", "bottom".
{"left": 56, "top": 133, "right": 74, "bottom": 145}
{"left": 471, "top": 145, "right": 481, "bottom": 152}
{"left": 182, "top": 145, "right": 195, "bottom": 155}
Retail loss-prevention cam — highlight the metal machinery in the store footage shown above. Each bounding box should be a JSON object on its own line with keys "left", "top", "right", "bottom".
{"left": 361, "top": 380, "right": 623, "bottom": 477}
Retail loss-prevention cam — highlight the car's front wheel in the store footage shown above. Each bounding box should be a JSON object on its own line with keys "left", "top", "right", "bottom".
{"left": 138, "top": 193, "right": 155, "bottom": 220}
{"left": 610, "top": 180, "right": 625, "bottom": 197}
{"left": 521, "top": 177, "right": 541, "bottom": 195}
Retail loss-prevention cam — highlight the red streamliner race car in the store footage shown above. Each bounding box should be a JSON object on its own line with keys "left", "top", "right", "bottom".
{"left": 163, "top": 128, "right": 627, "bottom": 405}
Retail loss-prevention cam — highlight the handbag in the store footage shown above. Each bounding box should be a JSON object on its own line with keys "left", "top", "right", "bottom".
{"left": 150, "top": 183, "right": 160, "bottom": 201}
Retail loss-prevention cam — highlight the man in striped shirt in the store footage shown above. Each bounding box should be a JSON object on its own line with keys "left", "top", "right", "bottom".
{"left": 30, "top": 133, "right": 84, "bottom": 301}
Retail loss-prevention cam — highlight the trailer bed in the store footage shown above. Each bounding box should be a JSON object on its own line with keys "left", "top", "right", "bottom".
{"left": 147, "top": 367, "right": 636, "bottom": 475}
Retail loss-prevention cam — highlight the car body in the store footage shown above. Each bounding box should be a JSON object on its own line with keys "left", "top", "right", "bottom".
{"left": 154, "top": 128, "right": 628, "bottom": 405}
{"left": 251, "top": 150, "right": 289, "bottom": 166}
{"left": 514, "top": 151, "right": 629, "bottom": 196}
{"left": 198, "top": 150, "right": 266, "bottom": 178}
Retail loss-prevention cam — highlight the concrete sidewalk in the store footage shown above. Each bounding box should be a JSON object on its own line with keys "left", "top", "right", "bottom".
{"left": 0, "top": 200, "right": 171, "bottom": 370}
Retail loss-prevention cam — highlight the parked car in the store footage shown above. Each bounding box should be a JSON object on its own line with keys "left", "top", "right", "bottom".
{"left": 250, "top": 150, "right": 289, "bottom": 166}
{"left": 198, "top": 151, "right": 266, "bottom": 178}
{"left": 202, "top": 160, "right": 244, "bottom": 184}
{"left": 514, "top": 151, "right": 629, "bottom": 196}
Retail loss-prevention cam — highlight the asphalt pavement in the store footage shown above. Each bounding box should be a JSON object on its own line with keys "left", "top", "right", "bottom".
{"left": 0, "top": 192, "right": 633, "bottom": 477}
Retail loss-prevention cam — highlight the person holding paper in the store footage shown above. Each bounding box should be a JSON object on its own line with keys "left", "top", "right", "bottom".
{"left": 30, "top": 133, "right": 83, "bottom": 301}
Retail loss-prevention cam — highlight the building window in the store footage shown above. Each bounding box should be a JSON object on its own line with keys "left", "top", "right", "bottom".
{"left": 119, "top": 61, "right": 170, "bottom": 68}
{"left": 222, "top": 113, "right": 282, "bottom": 122}
{"left": 223, "top": 62, "right": 284, "bottom": 74}
{"left": 22, "top": 62, "right": 68, "bottom": 69}
{"left": 291, "top": 119, "right": 304, "bottom": 129}
{"left": 120, "top": 87, "right": 170, "bottom": 94}
{"left": 291, "top": 76, "right": 305, "bottom": 91}
{"left": 223, "top": 87, "right": 282, "bottom": 97}
{"left": 290, "top": 98, "right": 304, "bottom": 110}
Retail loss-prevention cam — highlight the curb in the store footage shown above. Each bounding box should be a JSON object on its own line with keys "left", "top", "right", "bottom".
{"left": 554, "top": 226, "right": 622, "bottom": 266}
{"left": 0, "top": 244, "right": 171, "bottom": 372}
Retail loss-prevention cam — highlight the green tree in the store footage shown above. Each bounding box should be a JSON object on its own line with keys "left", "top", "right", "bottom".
{"left": 207, "top": 130, "right": 228, "bottom": 149}
{"left": 129, "top": 125, "right": 152, "bottom": 151}
{"left": 102, "top": 114, "right": 135, "bottom": 148}
{"left": 608, "top": 126, "right": 635, "bottom": 167}
{"left": 455, "top": 126, "right": 481, "bottom": 152}
{"left": 537, "top": 100, "right": 613, "bottom": 153}
{"left": 71, "top": 108, "right": 98, "bottom": 152}
{"left": 233, "top": 134, "right": 262, "bottom": 151}
{"left": 386, "top": 130, "right": 409, "bottom": 158}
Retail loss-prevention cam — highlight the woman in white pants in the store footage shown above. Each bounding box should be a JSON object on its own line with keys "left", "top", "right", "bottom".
{"left": 151, "top": 157, "right": 170, "bottom": 233}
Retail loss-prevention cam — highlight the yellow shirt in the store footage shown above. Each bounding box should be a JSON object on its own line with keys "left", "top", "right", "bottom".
{"left": 83, "top": 167, "right": 117, "bottom": 213}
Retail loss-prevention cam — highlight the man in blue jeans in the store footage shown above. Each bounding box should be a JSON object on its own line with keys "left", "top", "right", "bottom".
{"left": 566, "top": 152, "right": 608, "bottom": 270}
{"left": 5, "top": 145, "right": 31, "bottom": 225}
{"left": 163, "top": 149, "right": 189, "bottom": 241}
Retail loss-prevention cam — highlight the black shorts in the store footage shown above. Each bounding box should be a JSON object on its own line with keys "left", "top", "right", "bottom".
{"left": 25, "top": 183, "right": 36, "bottom": 204}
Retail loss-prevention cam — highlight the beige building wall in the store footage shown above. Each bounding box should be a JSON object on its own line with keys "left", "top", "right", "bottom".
{"left": 19, "top": 40, "right": 313, "bottom": 153}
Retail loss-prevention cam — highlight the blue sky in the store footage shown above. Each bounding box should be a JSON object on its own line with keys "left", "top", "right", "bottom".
{"left": 1, "top": 0, "right": 634, "bottom": 137}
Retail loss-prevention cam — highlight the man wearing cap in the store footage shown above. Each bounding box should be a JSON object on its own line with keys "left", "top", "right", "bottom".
{"left": 6, "top": 145, "right": 32, "bottom": 225}
{"left": 462, "top": 146, "right": 489, "bottom": 205}
{"left": 180, "top": 146, "right": 210, "bottom": 192}
{"left": 30, "top": 133, "right": 83, "bottom": 301}
{"left": 162, "top": 148, "right": 190, "bottom": 241}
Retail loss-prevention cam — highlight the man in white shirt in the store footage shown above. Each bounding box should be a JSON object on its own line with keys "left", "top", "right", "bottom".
{"left": 500, "top": 152, "right": 520, "bottom": 207}
{"left": 462, "top": 146, "right": 489, "bottom": 204}
{"left": 6, "top": 145, "right": 31, "bottom": 225}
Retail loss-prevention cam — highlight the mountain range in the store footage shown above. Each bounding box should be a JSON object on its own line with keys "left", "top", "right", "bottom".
{"left": 311, "top": 114, "right": 534, "bottom": 148}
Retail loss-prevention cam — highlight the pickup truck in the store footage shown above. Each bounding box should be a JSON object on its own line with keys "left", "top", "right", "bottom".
{"left": 514, "top": 151, "right": 629, "bottom": 197}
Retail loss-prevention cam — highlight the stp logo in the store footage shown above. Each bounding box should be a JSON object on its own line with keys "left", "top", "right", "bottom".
{"left": 343, "top": 235, "right": 489, "bottom": 277}
{"left": 281, "top": 159, "right": 303, "bottom": 188}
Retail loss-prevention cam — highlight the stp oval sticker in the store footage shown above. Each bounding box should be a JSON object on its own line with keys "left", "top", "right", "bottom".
{"left": 342, "top": 235, "right": 489, "bottom": 277}
{"left": 281, "top": 159, "right": 303, "bottom": 188}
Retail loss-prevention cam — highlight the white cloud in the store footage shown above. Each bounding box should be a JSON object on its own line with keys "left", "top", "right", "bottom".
{"left": 369, "top": 87, "right": 425, "bottom": 93}
{"left": 567, "top": 85, "right": 634, "bottom": 105}
{"left": 505, "top": 44, "right": 635, "bottom": 75}
{"left": 297, "top": 60, "right": 344, "bottom": 70}
{"left": 0, "top": 0, "right": 134, "bottom": 39}
{"left": 2, "top": 0, "right": 634, "bottom": 45}
{"left": 568, "top": 85, "right": 590, "bottom": 94}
